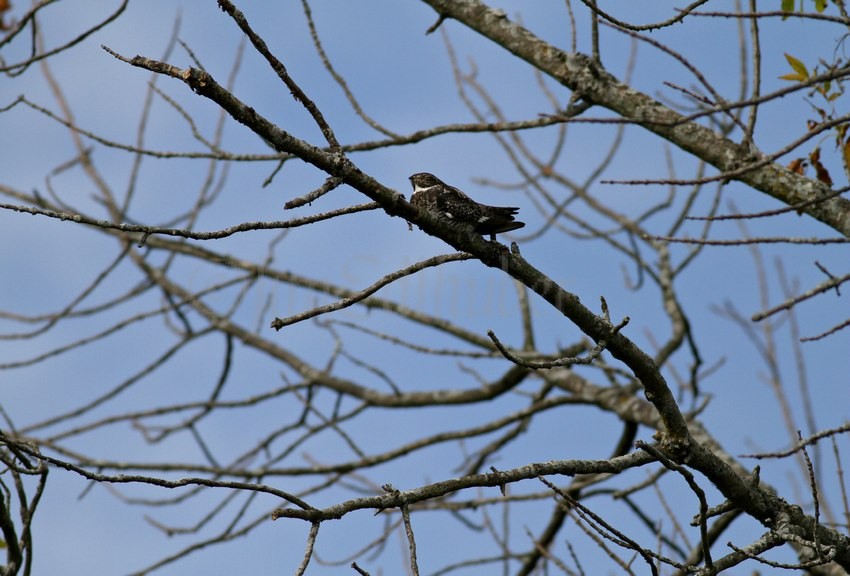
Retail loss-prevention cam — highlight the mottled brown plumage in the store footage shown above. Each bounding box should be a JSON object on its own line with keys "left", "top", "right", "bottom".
{"left": 409, "top": 172, "right": 525, "bottom": 241}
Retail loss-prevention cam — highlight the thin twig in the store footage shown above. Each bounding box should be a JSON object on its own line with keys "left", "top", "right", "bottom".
{"left": 401, "top": 503, "right": 421, "bottom": 576}
{"left": 271, "top": 253, "right": 473, "bottom": 330}
{"left": 0, "top": 200, "right": 379, "bottom": 244}
{"left": 294, "top": 522, "right": 321, "bottom": 576}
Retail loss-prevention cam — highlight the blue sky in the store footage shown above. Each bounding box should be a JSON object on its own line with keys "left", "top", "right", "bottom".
{"left": 2, "top": 1, "right": 849, "bottom": 574}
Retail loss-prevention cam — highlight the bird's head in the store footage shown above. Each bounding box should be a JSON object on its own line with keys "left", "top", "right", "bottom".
{"left": 409, "top": 172, "right": 443, "bottom": 191}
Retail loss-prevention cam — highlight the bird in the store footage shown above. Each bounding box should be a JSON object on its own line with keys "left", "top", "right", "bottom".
{"left": 408, "top": 172, "right": 525, "bottom": 241}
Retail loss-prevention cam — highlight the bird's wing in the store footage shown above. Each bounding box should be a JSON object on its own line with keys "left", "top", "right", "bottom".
{"left": 444, "top": 182, "right": 474, "bottom": 200}
{"left": 436, "top": 187, "right": 480, "bottom": 220}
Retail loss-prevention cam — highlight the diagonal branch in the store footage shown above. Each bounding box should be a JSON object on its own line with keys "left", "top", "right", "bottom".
{"left": 216, "top": 0, "right": 341, "bottom": 150}
{"left": 417, "top": 0, "right": 850, "bottom": 238}
{"left": 270, "top": 253, "right": 474, "bottom": 329}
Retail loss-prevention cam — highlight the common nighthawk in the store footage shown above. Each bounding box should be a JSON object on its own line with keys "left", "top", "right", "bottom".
{"left": 409, "top": 172, "right": 525, "bottom": 241}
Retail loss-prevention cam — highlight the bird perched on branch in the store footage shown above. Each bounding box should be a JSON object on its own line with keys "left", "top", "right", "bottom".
{"left": 408, "top": 172, "right": 525, "bottom": 241}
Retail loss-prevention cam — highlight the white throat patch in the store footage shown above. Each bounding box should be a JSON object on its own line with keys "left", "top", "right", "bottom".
{"left": 412, "top": 183, "right": 438, "bottom": 194}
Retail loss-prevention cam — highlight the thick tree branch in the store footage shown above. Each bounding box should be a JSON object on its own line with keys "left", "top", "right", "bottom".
{"left": 418, "top": 0, "right": 850, "bottom": 238}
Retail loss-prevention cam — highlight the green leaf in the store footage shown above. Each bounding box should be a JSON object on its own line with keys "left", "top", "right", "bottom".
{"left": 784, "top": 53, "right": 809, "bottom": 79}
{"left": 814, "top": 0, "right": 828, "bottom": 12}
{"left": 781, "top": 0, "right": 795, "bottom": 12}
